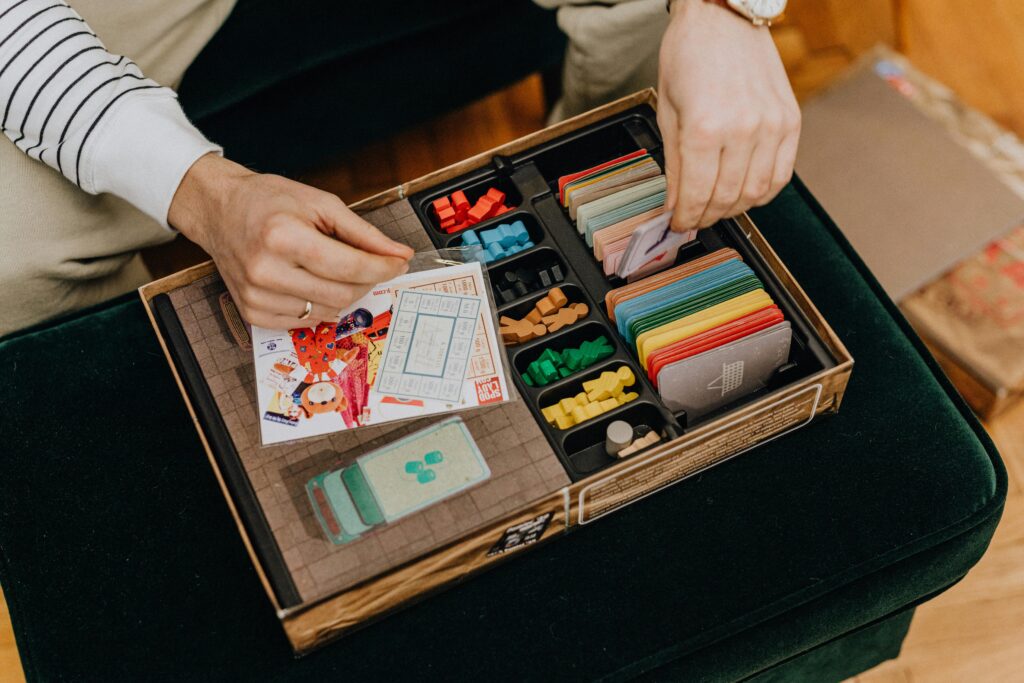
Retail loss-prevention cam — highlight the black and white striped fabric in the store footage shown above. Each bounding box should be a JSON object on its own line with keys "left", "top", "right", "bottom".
{"left": 1, "top": 0, "right": 219, "bottom": 227}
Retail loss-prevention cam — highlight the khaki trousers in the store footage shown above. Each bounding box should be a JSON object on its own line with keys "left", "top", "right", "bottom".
{"left": 0, "top": 0, "right": 234, "bottom": 336}
{"left": 535, "top": 0, "right": 668, "bottom": 122}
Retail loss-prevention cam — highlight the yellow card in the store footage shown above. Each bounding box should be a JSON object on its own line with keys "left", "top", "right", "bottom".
{"left": 636, "top": 290, "right": 774, "bottom": 367}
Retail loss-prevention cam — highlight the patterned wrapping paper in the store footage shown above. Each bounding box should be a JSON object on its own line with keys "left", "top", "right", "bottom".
{"left": 166, "top": 198, "right": 569, "bottom": 603}
{"left": 903, "top": 225, "right": 1024, "bottom": 400}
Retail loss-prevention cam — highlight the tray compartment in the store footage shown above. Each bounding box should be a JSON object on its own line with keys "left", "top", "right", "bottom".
{"left": 487, "top": 247, "right": 569, "bottom": 306}
{"left": 443, "top": 211, "right": 547, "bottom": 266}
{"left": 511, "top": 320, "right": 621, "bottom": 386}
{"left": 497, "top": 282, "right": 590, "bottom": 323}
{"left": 516, "top": 114, "right": 662, "bottom": 195}
{"left": 535, "top": 360, "right": 650, "bottom": 429}
{"left": 562, "top": 401, "right": 678, "bottom": 479}
{"left": 416, "top": 172, "right": 522, "bottom": 236}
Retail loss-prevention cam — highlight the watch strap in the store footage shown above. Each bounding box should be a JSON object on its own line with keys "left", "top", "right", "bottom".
{"left": 668, "top": 0, "right": 776, "bottom": 26}
{"left": 704, "top": 0, "right": 751, "bottom": 21}
{"left": 666, "top": 0, "right": 735, "bottom": 14}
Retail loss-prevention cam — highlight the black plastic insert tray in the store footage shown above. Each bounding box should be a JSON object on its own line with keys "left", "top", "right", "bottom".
{"left": 409, "top": 104, "right": 836, "bottom": 482}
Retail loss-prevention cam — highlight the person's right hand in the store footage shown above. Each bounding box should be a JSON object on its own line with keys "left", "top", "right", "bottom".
{"left": 168, "top": 153, "right": 414, "bottom": 329}
{"left": 658, "top": 0, "right": 800, "bottom": 233}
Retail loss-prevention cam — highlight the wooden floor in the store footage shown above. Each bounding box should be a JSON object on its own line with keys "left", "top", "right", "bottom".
{"left": 4, "top": 1, "right": 1024, "bottom": 679}
{"left": 849, "top": 2, "right": 1024, "bottom": 680}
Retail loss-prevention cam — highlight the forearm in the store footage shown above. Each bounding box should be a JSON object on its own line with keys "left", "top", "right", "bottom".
{"left": 0, "top": 0, "right": 220, "bottom": 227}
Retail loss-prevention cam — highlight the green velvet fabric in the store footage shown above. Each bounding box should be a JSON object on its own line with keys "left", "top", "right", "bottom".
{"left": 747, "top": 609, "right": 915, "bottom": 683}
{"left": 0, "top": 181, "right": 1005, "bottom": 681}
{"left": 177, "top": 0, "right": 566, "bottom": 176}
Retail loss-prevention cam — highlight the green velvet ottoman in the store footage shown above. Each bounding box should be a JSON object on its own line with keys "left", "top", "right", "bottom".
{"left": 0, "top": 180, "right": 1005, "bottom": 681}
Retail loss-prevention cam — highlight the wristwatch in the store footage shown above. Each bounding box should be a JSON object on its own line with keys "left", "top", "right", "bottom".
{"left": 669, "top": 0, "right": 788, "bottom": 27}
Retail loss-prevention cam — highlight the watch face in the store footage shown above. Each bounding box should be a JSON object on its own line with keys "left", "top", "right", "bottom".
{"left": 742, "top": 0, "right": 786, "bottom": 19}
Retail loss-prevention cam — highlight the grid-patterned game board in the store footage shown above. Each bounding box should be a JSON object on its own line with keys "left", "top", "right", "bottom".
{"left": 167, "top": 199, "right": 568, "bottom": 602}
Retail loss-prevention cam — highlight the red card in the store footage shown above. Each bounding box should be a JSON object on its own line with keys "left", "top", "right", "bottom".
{"left": 557, "top": 148, "right": 648, "bottom": 203}
{"left": 647, "top": 306, "right": 784, "bottom": 384}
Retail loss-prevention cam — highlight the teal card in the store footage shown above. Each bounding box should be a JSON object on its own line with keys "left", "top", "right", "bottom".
{"left": 356, "top": 417, "right": 489, "bottom": 523}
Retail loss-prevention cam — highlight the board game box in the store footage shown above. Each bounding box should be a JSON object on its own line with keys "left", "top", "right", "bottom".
{"left": 140, "top": 90, "right": 853, "bottom": 654}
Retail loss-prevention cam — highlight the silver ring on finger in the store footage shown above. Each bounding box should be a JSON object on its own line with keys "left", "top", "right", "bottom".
{"left": 298, "top": 300, "right": 313, "bottom": 321}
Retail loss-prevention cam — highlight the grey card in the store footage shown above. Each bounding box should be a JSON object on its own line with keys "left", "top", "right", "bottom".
{"left": 657, "top": 322, "right": 792, "bottom": 419}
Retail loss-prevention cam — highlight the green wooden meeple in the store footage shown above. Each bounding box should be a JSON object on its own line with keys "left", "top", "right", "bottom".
{"left": 521, "top": 335, "right": 615, "bottom": 387}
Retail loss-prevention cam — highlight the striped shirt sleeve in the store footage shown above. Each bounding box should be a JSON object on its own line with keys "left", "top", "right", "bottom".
{"left": 0, "top": 0, "right": 221, "bottom": 228}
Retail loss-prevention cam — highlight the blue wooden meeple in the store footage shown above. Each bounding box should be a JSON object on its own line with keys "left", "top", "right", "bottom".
{"left": 460, "top": 219, "right": 533, "bottom": 264}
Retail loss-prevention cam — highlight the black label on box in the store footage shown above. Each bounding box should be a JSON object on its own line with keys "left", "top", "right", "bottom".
{"left": 487, "top": 512, "right": 554, "bottom": 557}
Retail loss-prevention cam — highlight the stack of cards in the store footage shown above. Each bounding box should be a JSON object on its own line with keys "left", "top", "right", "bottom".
{"left": 558, "top": 151, "right": 695, "bottom": 279}
{"left": 605, "top": 248, "right": 792, "bottom": 419}
{"left": 578, "top": 175, "right": 666, "bottom": 247}
{"left": 559, "top": 149, "right": 661, "bottom": 219}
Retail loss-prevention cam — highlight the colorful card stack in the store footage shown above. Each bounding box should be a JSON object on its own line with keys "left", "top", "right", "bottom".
{"left": 606, "top": 248, "right": 793, "bottom": 419}
{"left": 557, "top": 150, "right": 695, "bottom": 279}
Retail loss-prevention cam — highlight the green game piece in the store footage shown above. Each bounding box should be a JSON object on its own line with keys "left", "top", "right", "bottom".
{"left": 587, "top": 336, "right": 614, "bottom": 364}
{"left": 525, "top": 336, "right": 616, "bottom": 388}
{"left": 582, "top": 340, "right": 602, "bottom": 366}
{"left": 424, "top": 450, "right": 444, "bottom": 465}
{"left": 527, "top": 363, "right": 545, "bottom": 386}
{"left": 526, "top": 356, "right": 565, "bottom": 387}
{"left": 538, "top": 348, "right": 562, "bottom": 368}
{"left": 562, "top": 348, "right": 583, "bottom": 371}
{"left": 537, "top": 359, "right": 559, "bottom": 384}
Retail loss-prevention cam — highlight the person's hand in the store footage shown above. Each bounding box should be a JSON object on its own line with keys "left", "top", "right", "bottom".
{"left": 168, "top": 154, "right": 414, "bottom": 329}
{"left": 658, "top": 0, "right": 800, "bottom": 232}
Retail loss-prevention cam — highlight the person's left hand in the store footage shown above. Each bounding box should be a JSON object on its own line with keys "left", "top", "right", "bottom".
{"left": 658, "top": 0, "right": 801, "bottom": 232}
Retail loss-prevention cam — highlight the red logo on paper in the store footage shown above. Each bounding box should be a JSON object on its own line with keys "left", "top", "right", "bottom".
{"left": 475, "top": 377, "right": 504, "bottom": 405}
